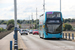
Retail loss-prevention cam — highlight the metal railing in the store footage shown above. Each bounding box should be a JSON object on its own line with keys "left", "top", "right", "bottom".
{"left": 63, "top": 33, "right": 74, "bottom": 40}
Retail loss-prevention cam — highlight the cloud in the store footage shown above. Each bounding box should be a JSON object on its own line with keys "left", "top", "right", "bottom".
{"left": 0, "top": 0, "right": 13, "bottom": 4}
{"left": 0, "top": 0, "right": 75, "bottom": 20}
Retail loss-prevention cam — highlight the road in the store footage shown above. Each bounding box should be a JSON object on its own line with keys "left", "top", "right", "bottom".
{"left": 21, "top": 34, "right": 75, "bottom": 50}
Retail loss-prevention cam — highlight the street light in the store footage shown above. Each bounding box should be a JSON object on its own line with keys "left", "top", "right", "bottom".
{"left": 43, "top": 0, "right": 45, "bottom": 13}
{"left": 60, "top": 0, "right": 61, "bottom": 11}
{"left": 14, "top": 0, "right": 18, "bottom": 50}
{"left": 36, "top": 8, "right": 37, "bottom": 29}
{"left": 31, "top": 13, "right": 33, "bottom": 30}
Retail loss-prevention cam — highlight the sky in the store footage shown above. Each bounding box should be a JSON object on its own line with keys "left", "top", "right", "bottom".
{"left": 0, "top": 0, "right": 75, "bottom": 20}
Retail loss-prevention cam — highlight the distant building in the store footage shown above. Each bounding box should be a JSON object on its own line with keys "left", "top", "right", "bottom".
{"left": 21, "top": 24, "right": 35, "bottom": 29}
{"left": 0, "top": 24, "right": 19, "bottom": 29}
{"left": 0, "top": 24, "right": 7, "bottom": 29}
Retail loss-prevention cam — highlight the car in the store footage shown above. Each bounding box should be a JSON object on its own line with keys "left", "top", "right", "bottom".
{"left": 20, "top": 29, "right": 28, "bottom": 35}
{"left": 29, "top": 30, "right": 33, "bottom": 34}
{"left": 26, "top": 29, "right": 29, "bottom": 32}
{"left": 33, "top": 29, "right": 39, "bottom": 35}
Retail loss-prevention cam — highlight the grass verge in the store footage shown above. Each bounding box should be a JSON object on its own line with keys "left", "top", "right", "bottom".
{"left": 0, "top": 30, "right": 13, "bottom": 39}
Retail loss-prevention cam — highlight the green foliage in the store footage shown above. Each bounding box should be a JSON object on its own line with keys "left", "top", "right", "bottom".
{"left": 0, "top": 28, "right": 2, "bottom": 32}
{"left": 0, "top": 20, "right": 5, "bottom": 24}
{"left": 63, "top": 23, "right": 72, "bottom": 31}
{"left": 7, "top": 19, "right": 14, "bottom": 26}
{"left": 11, "top": 27, "right": 14, "bottom": 30}
{"left": 19, "top": 25, "right": 21, "bottom": 28}
{"left": 0, "top": 28, "right": 7, "bottom": 32}
{"left": 6, "top": 24, "right": 14, "bottom": 30}
{"left": 2, "top": 21, "right": 7, "bottom": 24}
{"left": 63, "top": 18, "right": 75, "bottom": 23}
{"left": 6, "top": 19, "right": 14, "bottom": 30}
{"left": 34, "top": 24, "right": 37, "bottom": 29}
{"left": 17, "top": 20, "right": 23, "bottom": 24}
{"left": 17, "top": 20, "right": 20, "bottom": 24}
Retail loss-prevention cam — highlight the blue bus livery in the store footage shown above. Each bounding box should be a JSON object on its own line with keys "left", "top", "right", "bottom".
{"left": 39, "top": 11, "right": 63, "bottom": 39}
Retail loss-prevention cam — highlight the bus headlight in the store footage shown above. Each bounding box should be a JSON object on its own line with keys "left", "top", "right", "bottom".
{"left": 43, "top": 25, "right": 45, "bottom": 28}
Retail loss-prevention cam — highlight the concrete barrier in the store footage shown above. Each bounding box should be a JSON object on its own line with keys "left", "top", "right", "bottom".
{"left": 72, "top": 33, "right": 74, "bottom": 40}
{"left": 65, "top": 33, "right": 67, "bottom": 39}
{"left": 63, "top": 33, "right": 64, "bottom": 38}
{"left": 69, "top": 33, "right": 70, "bottom": 39}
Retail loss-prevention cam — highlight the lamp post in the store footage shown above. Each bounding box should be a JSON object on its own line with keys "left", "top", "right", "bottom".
{"left": 29, "top": 16, "right": 30, "bottom": 30}
{"left": 43, "top": 0, "right": 45, "bottom": 13}
{"left": 60, "top": 0, "right": 61, "bottom": 11}
{"left": 36, "top": 8, "right": 37, "bottom": 29}
{"left": 31, "top": 13, "right": 33, "bottom": 30}
{"left": 14, "top": 0, "right": 18, "bottom": 50}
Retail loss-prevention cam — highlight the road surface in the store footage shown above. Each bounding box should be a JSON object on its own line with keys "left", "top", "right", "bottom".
{"left": 21, "top": 34, "right": 75, "bottom": 50}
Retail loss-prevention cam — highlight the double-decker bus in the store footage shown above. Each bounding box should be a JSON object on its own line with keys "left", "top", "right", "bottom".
{"left": 39, "top": 11, "right": 63, "bottom": 39}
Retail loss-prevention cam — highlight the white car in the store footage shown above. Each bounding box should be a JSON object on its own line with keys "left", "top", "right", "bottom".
{"left": 20, "top": 29, "right": 28, "bottom": 35}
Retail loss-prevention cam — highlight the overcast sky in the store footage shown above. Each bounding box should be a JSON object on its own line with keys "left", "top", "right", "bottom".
{"left": 0, "top": 0, "right": 75, "bottom": 20}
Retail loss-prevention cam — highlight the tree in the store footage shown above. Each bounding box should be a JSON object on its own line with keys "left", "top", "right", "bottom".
{"left": 0, "top": 28, "right": 6, "bottom": 32}
{"left": 63, "top": 23, "right": 72, "bottom": 31}
{"left": 6, "top": 24, "right": 14, "bottom": 30}
{"left": 17, "top": 20, "right": 20, "bottom": 24}
{"left": 6, "top": 19, "right": 14, "bottom": 30}
{"left": 2, "top": 21, "right": 7, "bottom": 24}
{"left": 0, "top": 28, "right": 2, "bottom": 32}
{"left": 7, "top": 19, "right": 14, "bottom": 26}
{"left": 0, "top": 20, "right": 4, "bottom": 24}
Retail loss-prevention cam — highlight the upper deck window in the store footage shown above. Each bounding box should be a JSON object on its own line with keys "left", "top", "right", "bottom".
{"left": 46, "top": 12, "right": 61, "bottom": 18}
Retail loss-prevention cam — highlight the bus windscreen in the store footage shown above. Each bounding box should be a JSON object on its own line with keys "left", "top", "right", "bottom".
{"left": 46, "top": 12, "right": 61, "bottom": 18}
{"left": 46, "top": 24, "right": 62, "bottom": 33}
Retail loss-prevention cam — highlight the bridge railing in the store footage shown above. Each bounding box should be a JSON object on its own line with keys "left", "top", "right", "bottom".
{"left": 63, "top": 33, "right": 75, "bottom": 40}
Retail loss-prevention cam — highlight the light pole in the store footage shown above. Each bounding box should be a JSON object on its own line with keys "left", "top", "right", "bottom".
{"left": 14, "top": 0, "right": 18, "bottom": 50}
{"left": 29, "top": 16, "right": 30, "bottom": 30}
{"left": 60, "top": 0, "right": 61, "bottom": 11}
{"left": 36, "top": 8, "right": 37, "bottom": 29}
{"left": 31, "top": 13, "right": 33, "bottom": 30}
{"left": 43, "top": 0, "right": 45, "bottom": 13}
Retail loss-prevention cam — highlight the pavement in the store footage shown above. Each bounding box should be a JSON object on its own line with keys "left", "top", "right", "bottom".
{"left": 0, "top": 31, "right": 14, "bottom": 50}
{"left": 0, "top": 31, "right": 27, "bottom": 50}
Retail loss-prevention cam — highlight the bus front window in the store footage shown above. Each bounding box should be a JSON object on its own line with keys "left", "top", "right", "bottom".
{"left": 46, "top": 24, "right": 62, "bottom": 33}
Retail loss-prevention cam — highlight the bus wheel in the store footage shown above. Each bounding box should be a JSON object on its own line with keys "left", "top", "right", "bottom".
{"left": 40, "top": 37, "right": 42, "bottom": 38}
{"left": 26, "top": 33, "right": 28, "bottom": 35}
{"left": 21, "top": 34, "right": 22, "bottom": 35}
{"left": 58, "top": 38, "right": 61, "bottom": 40}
